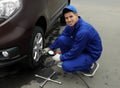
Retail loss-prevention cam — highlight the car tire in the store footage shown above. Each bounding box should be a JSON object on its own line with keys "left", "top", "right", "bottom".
{"left": 27, "top": 26, "right": 45, "bottom": 69}
{"left": 60, "top": 15, "right": 66, "bottom": 26}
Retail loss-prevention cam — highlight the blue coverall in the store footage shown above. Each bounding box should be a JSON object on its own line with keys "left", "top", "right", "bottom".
{"left": 49, "top": 17, "right": 102, "bottom": 72}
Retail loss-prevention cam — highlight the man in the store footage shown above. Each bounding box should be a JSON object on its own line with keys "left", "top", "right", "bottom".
{"left": 44, "top": 5, "right": 102, "bottom": 76}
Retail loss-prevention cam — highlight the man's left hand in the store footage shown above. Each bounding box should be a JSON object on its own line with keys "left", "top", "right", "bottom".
{"left": 52, "top": 54, "right": 61, "bottom": 62}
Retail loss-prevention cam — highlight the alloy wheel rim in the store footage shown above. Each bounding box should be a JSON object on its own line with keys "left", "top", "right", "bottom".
{"left": 33, "top": 33, "right": 43, "bottom": 62}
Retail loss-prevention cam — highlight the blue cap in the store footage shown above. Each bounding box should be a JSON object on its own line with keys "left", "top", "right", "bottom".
{"left": 63, "top": 5, "right": 77, "bottom": 14}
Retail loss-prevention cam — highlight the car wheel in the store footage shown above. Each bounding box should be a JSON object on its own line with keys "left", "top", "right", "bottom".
{"left": 60, "top": 15, "right": 66, "bottom": 26}
{"left": 28, "top": 26, "right": 45, "bottom": 68}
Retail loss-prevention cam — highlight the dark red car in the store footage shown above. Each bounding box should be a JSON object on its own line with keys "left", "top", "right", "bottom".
{"left": 0, "top": 0, "right": 70, "bottom": 68}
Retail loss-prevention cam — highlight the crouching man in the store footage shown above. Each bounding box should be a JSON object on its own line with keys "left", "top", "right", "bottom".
{"left": 44, "top": 5, "right": 103, "bottom": 77}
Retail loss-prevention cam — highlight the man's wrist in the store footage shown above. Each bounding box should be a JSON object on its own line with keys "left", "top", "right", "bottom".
{"left": 60, "top": 55, "right": 63, "bottom": 61}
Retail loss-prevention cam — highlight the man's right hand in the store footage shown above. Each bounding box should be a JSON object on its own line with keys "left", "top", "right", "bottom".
{"left": 52, "top": 53, "right": 61, "bottom": 62}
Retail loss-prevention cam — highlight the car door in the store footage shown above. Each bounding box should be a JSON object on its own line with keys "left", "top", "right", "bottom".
{"left": 47, "top": 0, "right": 67, "bottom": 22}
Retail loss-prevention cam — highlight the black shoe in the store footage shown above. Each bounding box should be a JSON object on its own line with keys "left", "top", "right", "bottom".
{"left": 81, "top": 62, "right": 99, "bottom": 77}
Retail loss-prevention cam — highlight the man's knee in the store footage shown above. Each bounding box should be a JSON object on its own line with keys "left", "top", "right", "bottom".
{"left": 58, "top": 35, "right": 66, "bottom": 43}
{"left": 58, "top": 35, "right": 73, "bottom": 47}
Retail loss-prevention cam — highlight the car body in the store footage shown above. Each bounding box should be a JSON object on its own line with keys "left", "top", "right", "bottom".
{"left": 0, "top": 0, "right": 70, "bottom": 68}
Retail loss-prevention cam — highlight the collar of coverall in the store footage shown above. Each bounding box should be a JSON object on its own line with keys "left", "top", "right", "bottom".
{"left": 73, "top": 16, "right": 82, "bottom": 30}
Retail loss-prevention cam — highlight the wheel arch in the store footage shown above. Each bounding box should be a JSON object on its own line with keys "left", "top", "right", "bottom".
{"left": 35, "top": 16, "right": 47, "bottom": 34}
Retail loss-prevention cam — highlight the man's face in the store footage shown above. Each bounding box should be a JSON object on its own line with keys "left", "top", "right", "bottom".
{"left": 64, "top": 12, "right": 79, "bottom": 27}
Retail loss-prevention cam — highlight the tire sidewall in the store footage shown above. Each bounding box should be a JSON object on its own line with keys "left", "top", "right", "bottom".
{"left": 28, "top": 26, "right": 44, "bottom": 68}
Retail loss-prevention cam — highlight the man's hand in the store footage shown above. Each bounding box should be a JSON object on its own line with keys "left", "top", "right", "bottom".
{"left": 43, "top": 47, "right": 50, "bottom": 53}
{"left": 52, "top": 54, "right": 61, "bottom": 62}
